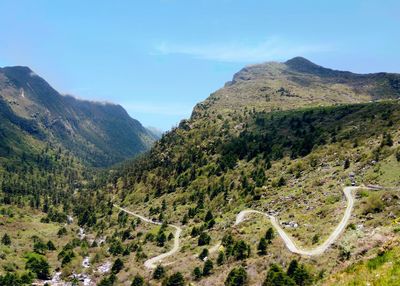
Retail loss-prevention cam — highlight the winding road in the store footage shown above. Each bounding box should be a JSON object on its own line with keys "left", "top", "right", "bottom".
{"left": 235, "top": 186, "right": 364, "bottom": 256}
{"left": 114, "top": 205, "right": 182, "bottom": 269}
{"left": 114, "top": 185, "right": 372, "bottom": 269}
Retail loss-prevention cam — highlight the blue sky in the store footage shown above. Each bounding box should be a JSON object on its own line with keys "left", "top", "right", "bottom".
{"left": 1, "top": 0, "right": 399, "bottom": 130}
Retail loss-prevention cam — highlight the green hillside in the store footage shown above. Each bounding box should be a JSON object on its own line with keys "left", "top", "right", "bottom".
{"left": 0, "top": 66, "right": 157, "bottom": 167}
{"left": 1, "top": 58, "right": 400, "bottom": 285}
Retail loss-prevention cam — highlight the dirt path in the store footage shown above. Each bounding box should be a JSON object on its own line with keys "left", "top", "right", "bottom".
{"left": 114, "top": 185, "right": 373, "bottom": 270}
{"left": 234, "top": 186, "right": 363, "bottom": 256}
{"left": 114, "top": 205, "right": 182, "bottom": 269}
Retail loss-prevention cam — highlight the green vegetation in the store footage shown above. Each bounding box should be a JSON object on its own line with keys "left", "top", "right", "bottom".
{"left": 225, "top": 266, "right": 248, "bottom": 286}
{"left": 2, "top": 59, "right": 400, "bottom": 285}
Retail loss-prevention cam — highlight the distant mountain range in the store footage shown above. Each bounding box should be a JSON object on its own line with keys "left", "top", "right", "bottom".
{"left": 0, "top": 66, "right": 158, "bottom": 167}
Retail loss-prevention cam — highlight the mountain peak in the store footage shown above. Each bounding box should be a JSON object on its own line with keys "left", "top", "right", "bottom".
{"left": 284, "top": 56, "right": 324, "bottom": 72}
{"left": 2, "top": 65, "right": 35, "bottom": 76}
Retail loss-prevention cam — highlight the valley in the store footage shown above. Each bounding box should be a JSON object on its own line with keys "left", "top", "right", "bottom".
{"left": 1, "top": 58, "right": 400, "bottom": 286}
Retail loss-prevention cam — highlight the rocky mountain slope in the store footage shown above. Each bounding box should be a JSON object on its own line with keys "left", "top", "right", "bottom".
{"left": 0, "top": 66, "right": 157, "bottom": 167}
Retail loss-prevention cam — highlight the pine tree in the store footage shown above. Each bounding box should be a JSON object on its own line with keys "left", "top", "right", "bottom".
{"left": 111, "top": 258, "right": 124, "bottom": 274}
{"left": 287, "top": 259, "right": 298, "bottom": 277}
{"left": 156, "top": 231, "right": 166, "bottom": 247}
{"left": 131, "top": 274, "right": 144, "bottom": 286}
{"left": 225, "top": 266, "right": 248, "bottom": 286}
{"left": 165, "top": 272, "right": 185, "bottom": 286}
{"left": 153, "top": 265, "right": 165, "bottom": 280}
{"left": 204, "top": 210, "right": 214, "bottom": 222}
{"left": 203, "top": 259, "right": 214, "bottom": 276}
{"left": 1, "top": 233, "right": 11, "bottom": 245}
{"left": 193, "top": 267, "right": 202, "bottom": 280}
{"left": 217, "top": 251, "right": 225, "bottom": 265}
{"left": 199, "top": 248, "right": 209, "bottom": 261}
{"left": 265, "top": 227, "right": 274, "bottom": 242}
{"left": 257, "top": 237, "right": 267, "bottom": 255}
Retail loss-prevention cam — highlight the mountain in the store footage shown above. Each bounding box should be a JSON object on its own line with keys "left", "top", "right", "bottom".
{"left": 146, "top": 126, "right": 164, "bottom": 139}
{"left": 1, "top": 58, "right": 400, "bottom": 286}
{"left": 97, "top": 58, "right": 400, "bottom": 285}
{"left": 193, "top": 57, "right": 400, "bottom": 118}
{"left": 0, "top": 66, "right": 157, "bottom": 167}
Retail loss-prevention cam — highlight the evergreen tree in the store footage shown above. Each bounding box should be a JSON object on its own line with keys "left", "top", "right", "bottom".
{"left": 217, "top": 251, "right": 225, "bottom": 265}
{"left": 265, "top": 227, "right": 274, "bottom": 242}
{"left": 47, "top": 240, "right": 56, "bottom": 250}
{"left": 193, "top": 267, "right": 202, "bottom": 280}
{"left": 287, "top": 259, "right": 298, "bottom": 277}
{"left": 111, "top": 258, "right": 124, "bottom": 274}
{"left": 198, "top": 232, "right": 211, "bottom": 246}
{"left": 156, "top": 230, "right": 167, "bottom": 247}
{"left": 292, "top": 265, "right": 312, "bottom": 286}
{"left": 131, "top": 274, "right": 144, "bottom": 286}
{"left": 1, "top": 233, "right": 11, "bottom": 245}
{"left": 203, "top": 259, "right": 214, "bottom": 276}
{"left": 257, "top": 237, "right": 267, "bottom": 255}
{"left": 204, "top": 210, "right": 214, "bottom": 222}
{"left": 199, "top": 248, "right": 209, "bottom": 260}
{"left": 25, "top": 254, "right": 50, "bottom": 280}
{"left": 165, "top": 272, "right": 185, "bottom": 286}
{"left": 153, "top": 265, "right": 165, "bottom": 280}
{"left": 225, "top": 266, "right": 248, "bottom": 286}
{"left": 233, "top": 240, "right": 250, "bottom": 260}
{"left": 263, "top": 264, "right": 295, "bottom": 286}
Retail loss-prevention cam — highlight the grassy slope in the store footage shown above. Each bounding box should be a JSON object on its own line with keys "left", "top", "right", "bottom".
{"left": 97, "top": 101, "right": 400, "bottom": 285}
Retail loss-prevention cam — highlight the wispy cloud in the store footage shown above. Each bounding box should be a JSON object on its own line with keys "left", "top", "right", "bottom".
{"left": 154, "top": 37, "right": 332, "bottom": 63}
{"left": 121, "top": 102, "right": 193, "bottom": 117}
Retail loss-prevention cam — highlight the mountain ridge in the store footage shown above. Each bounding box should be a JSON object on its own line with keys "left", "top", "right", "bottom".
{"left": 193, "top": 57, "right": 400, "bottom": 120}
{"left": 0, "top": 65, "right": 157, "bottom": 167}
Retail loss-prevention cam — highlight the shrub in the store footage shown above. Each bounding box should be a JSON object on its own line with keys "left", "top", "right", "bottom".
{"left": 199, "top": 248, "right": 209, "bottom": 261}
{"left": 25, "top": 253, "right": 50, "bottom": 280}
{"left": 57, "top": 227, "right": 67, "bottom": 237}
{"left": 98, "top": 274, "right": 116, "bottom": 286}
{"left": 258, "top": 237, "right": 268, "bottom": 255}
{"left": 33, "top": 240, "right": 48, "bottom": 254}
{"left": 396, "top": 149, "right": 400, "bottom": 162}
{"left": 165, "top": 272, "right": 185, "bottom": 286}
{"left": 225, "top": 266, "right": 248, "bottom": 286}
{"left": 233, "top": 240, "right": 251, "bottom": 260}
{"left": 312, "top": 234, "right": 319, "bottom": 245}
{"left": 203, "top": 260, "right": 213, "bottom": 276}
{"left": 131, "top": 274, "right": 144, "bottom": 286}
{"left": 198, "top": 232, "right": 211, "bottom": 246}
{"left": 153, "top": 265, "right": 165, "bottom": 280}
{"left": 217, "top": 251, "right": 225, "bottom": 265}
{"left": 47, "top": 240, "right": 56, "bottom": 250}
{"left": 263, "top": 264, "right": 295, "bottom": 286}
{"left": 156, "top": 230, "right": 166, "bottom": 247}
{"left": 367, "top": 251, "right": 389, "bottom": 270}
{"left": 1, "top": 233, "right": 11, "bottom": 245}
{"left": 363, "top": 193, "right": 384, "bottom": 214}
{"left": 265, "top": 227, "right": 274, "bottom": 242}
{"left": 111, "top": 258, "right": 124, "bottom": 274}
{"left": 193, "top": 266, "right": 202, "bottom": 280}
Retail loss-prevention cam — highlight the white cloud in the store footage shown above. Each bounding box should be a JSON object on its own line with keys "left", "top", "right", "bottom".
{"left": 121, "top": 102, "right": 193, "bottom": 116}
{"left": 154, "top": 37, "right": 332, "bottom": 63}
